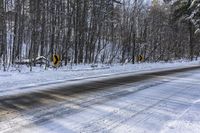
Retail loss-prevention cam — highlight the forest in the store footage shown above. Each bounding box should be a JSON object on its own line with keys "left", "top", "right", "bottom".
{"left": 0, "top": 0, "right": 200, "bottom": 71}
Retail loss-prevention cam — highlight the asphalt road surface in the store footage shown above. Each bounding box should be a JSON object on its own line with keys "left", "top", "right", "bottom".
{"left": 1, "top": 66, "right": 200, "bottom": 133}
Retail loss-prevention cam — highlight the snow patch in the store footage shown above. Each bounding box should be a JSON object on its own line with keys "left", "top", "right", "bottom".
{"left": 161, "top": 120, "right": 200, "bottom": 133}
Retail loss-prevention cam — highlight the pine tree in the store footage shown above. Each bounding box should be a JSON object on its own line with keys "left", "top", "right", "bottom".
{"left": 171, "top": 0, "right": 195, "bottom": 60}
{"left": 189, "top": 0, "right": 200, "bottom": 34}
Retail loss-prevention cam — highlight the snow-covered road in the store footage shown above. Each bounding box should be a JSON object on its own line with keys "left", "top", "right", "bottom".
{"left": 0, "top": 67, "right": 200, "bottom": 133}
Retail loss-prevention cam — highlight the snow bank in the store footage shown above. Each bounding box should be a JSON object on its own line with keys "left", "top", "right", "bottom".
{"left": 0, "top": 60, "right": 200, "bottom": 97}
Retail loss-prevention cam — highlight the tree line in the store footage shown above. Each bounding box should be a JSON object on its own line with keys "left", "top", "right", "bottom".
{"left": 0, "top": 0, "right": 199, "bottom": 71}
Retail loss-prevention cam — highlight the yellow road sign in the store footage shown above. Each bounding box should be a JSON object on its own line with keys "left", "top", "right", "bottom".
{"left": 53, "top": 54, "right": 60, "bottom": 65}
{"left": 137, "top": 55, "right": 144, "bottom": 62}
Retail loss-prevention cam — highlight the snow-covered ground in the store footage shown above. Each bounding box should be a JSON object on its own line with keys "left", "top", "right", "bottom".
{"left": 1, "top": 65, "right": 200, "bottom": 133}
{"left": 0, "top": 60, "right": 200, "bottom": 97}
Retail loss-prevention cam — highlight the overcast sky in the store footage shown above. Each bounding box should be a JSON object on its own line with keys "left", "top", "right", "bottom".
{"left": 144, "top": 0, "right": 151, "bottom": 5}
{"left": 144, "top": 0, "right": 163, "bottom": 5}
